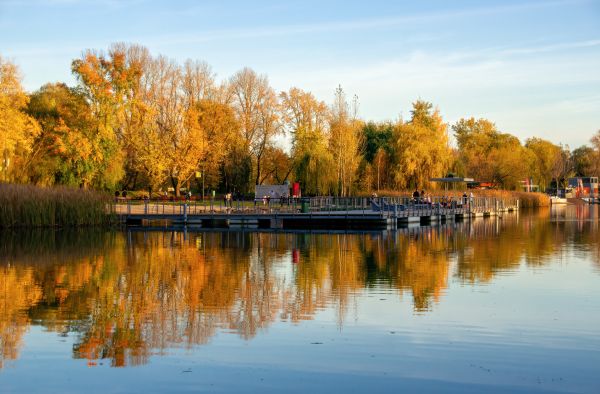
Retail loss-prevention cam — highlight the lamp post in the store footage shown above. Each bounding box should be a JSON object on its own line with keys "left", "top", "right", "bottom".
{"left": 196, "top": 167, "right": 204, "bottom": 202}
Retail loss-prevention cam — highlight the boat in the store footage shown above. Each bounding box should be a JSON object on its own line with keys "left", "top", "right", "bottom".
{"left": 578, "top": 197, "right": 599, "bottom": 204}
{"left": 550, "top": 196, "right": 568, "bottom": 205}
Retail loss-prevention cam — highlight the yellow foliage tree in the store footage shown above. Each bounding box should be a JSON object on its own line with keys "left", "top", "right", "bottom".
{"left": 281, "top": 87, "right": 334, "bottom": 195}
{"left": 329, "top": 86, "right": 362, "bottom": 196}
{"left": 0, "top": 56, "right": 40, "bottom": 182}
{"left": 392, "top": 101, "right": 451, "bottom": 189}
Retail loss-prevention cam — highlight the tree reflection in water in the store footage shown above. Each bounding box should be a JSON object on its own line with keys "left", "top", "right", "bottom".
{"left": 0, "top": 206, "right": 598, "bottom": 368}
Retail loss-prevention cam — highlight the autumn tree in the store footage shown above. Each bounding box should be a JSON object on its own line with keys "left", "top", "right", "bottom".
{"left": 525, "top": 137, "right": 562, "bottom": 191}
{"left": 191, "top": 98, "right": 239, "bottom": 191}
{"left": 392, "top": 101, "right": 451, "bottom": 189}
{"left": 71, "top": 47, "right": 128, "bottom": 188}
{"left": 453, "top": 117, "right": 532, "bottom": 189}
{"left": 280, "top": 87, "right": 334, "bottom": 195}
{"left": 329, "top": 86, "right": 362, "bottom": 196}
{"left": 591, "top": 130, "right": 600, "bottom": 176}
{"left": 0, "top": 56, "right": 39, "bottom": 182}
{"left": 360, "top": 121, "right": 394, "bottom": 190}
{"left": 27, "top": 83, "right": 98, "bottom": 186}
{"left": 550, "top": 145, "right": 573, "bottom": 189}
{"left": 229, "top": 68, "right": 281, "bottom": 189}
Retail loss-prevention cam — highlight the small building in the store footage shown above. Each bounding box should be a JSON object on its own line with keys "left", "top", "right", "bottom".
{"left": 430, "top": 177, "right": 474, "bottom": 191}
{"left": 255, "top": 184, "right": 290, "bottom": 200}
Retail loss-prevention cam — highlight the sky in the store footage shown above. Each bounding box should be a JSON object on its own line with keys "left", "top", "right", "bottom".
{"left": 1, "top": 0, "right": 599, "bottom": 148}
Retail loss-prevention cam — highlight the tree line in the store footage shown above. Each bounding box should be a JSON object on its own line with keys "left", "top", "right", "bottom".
{"left": 1, "top": 43, "right": 599, "bottom": 196}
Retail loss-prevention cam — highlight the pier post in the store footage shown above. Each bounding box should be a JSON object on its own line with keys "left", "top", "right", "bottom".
{"left": 183, "top": 203, "right": 188, "bottom": 224}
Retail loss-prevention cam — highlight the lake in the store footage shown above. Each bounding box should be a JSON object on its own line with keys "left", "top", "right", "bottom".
{"left": 0, "top": 205, "right": 599, "bottom": 393}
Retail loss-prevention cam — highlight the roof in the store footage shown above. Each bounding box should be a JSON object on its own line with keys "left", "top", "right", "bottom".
{"left": 430, "top": 177, "right": 474, "bottom": 183}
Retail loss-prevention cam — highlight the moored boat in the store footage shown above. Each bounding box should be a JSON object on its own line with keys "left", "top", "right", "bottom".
{"left": 550, "top": 196, "right": 568, "bottom": 205}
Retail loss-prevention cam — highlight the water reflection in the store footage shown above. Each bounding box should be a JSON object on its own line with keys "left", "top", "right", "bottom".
{"left": 0, "top": 206, "right": 598, "bottom": 369}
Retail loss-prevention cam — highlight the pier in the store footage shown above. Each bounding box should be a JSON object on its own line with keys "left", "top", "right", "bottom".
{"left": 112, "top": 196, "right": 519, "bottom": 230}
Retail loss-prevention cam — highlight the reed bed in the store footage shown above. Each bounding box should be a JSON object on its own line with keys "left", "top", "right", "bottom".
{"left": 359, "top": 189, "right": 550, "bottom": 208}
{"left": 0, "top": 183, "right": 113, "bottom": 228}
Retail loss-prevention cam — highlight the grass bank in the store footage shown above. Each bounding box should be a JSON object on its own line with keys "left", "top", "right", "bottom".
{"left": 361, "top": 189, "right": 550, "bottom": 208}
{"left": 0, "top": 183, "right": 113, "bottom": 228}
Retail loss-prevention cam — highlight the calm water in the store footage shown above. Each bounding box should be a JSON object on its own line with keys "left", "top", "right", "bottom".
{"left": 0, "top": 206, "right": 599, "bottom": 393}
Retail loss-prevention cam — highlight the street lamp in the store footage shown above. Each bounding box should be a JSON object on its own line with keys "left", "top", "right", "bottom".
{"left": 196, "top": 167, "right": 204, "bottom": 201}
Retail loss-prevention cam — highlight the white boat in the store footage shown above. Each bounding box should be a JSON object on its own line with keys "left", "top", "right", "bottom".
{"left": 550, "top": 196, "right": 568, "bottom": 205}
{"left": 581, "top": 197, "right": 600, "bottom": 204}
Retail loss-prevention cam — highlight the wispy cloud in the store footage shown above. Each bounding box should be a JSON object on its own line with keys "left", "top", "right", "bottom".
{"left": 499, "top": 39, "right": 600, "bottom": 56}
{"left": 144, "top": 0, "right": 585, "bottom": 46}
{"left": 0, "top": 0, "right": 146, "bottom": 5}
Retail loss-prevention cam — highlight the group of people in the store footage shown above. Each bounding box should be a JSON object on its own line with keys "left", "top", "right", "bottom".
{"left": 410, "top": 189, "right": 474, "bottom": 208}
{"left": 223, "top": 192, "right": 236, "bottom": 207}
{"left": 412, "top": 189, "right": 431, "bottom": 204}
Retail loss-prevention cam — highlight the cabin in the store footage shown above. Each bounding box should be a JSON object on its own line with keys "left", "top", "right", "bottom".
{"left": 568, "top": 177, "right": 599, "bottom": 197}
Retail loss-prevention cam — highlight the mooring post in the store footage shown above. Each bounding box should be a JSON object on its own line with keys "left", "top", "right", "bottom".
{"left": 183, "top": 203, "right": 188, "bottom": 223}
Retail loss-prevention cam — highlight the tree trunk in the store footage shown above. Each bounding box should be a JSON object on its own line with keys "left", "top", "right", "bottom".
{"left": 255, "top": 154, "right": 262, "bottom": 186}
{"left": 175, "top": 178, "right": 181, "bottom": 197}
{"left": 171, "top": 176, "right": 179, "bottom": 196}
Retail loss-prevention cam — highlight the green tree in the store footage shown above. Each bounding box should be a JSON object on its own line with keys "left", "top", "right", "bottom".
{"left": 571, "top": 146, "right": 595, "bottom": 177}
{"left": 27, "top": 83, "right": 99, "bottom": 186}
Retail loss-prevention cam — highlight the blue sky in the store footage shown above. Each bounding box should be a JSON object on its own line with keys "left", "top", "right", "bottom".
{"left": 1, "top": 0, "right": 599, "bottom": 148}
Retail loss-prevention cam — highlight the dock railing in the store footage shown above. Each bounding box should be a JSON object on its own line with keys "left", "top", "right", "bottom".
{"left": 110, "top": 196, "right": 519, "bottom": 218}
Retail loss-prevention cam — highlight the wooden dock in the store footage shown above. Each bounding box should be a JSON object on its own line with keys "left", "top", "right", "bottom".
{"left": 112, "top": 196, "right": 519, "bottom": 230}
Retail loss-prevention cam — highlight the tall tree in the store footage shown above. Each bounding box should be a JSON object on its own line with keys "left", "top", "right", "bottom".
{"left": 193, "top": 98, "right": 239, "bottom": 191}
{"left": 27, "top": 83, "right": 98, "bottom": 186}
{"left": 360, "top": 121, "right": 394, "bottom": 190}
{"left": 71, "top": 47, "right": 132, "bottom": 188}
{"left": 329, "top": 86, "right": 362, "bottom": 196}
{"left": 392, "top": 101, "right": 451, "bottom": 189}
{"left": 0, "top": 56, "right": 39, "bottom": 182}
{"left": 591, "top": 130, "right": 600, "bottom": 177}
{"left": 571, "top": 146, "right": 595, "bottom": 177}
{"left": 280, "top": 87, "right": 333, "bottom": 195}
{"left": 525, "top": 137, "right": 562, "bottom": 191}
{"left": 229, "top": 68, "right": 280, "bottom": 188}
{"left": 453, "top": 117, "right": 531, "bottom": 189}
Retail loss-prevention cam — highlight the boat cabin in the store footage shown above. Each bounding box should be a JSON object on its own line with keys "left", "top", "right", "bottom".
{"left": 568, "top": 177, "right": 599, "bottom": 197}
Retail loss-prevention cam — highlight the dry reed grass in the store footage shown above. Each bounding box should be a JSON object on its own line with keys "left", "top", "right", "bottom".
{"left": 0, "top": 183, "right": 113, "bottom": 228}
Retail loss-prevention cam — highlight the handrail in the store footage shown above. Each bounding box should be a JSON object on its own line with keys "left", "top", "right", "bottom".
{"left": 112, "top": 196, "right": 519, "bottom": 217}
